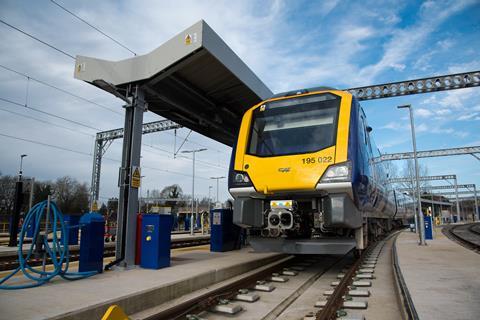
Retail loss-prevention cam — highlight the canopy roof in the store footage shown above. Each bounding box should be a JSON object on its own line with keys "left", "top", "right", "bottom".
{"left": 74, "top": 20, "right": 272, "bottom": 145}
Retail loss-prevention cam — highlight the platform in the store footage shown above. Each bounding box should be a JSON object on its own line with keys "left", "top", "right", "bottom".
{"left": 0, "top": 247, "right": 283, "bottom": 320}
{"left": 395, "top": 228, "right": 480, "bottom": 320}
{"left": 0, "top": 233, "right": 210, "bottom": 257}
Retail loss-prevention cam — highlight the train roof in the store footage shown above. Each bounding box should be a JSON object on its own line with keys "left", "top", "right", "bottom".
{"left": 270, "top": 86, "right": 339, "bottom": 98}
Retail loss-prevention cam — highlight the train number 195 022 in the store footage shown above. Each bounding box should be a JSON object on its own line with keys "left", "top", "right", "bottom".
{"left": 301, "top": 156, "right": 333, "bottom": 164}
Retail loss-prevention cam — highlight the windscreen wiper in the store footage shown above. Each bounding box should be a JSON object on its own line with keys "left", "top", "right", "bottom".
{"left": 253, "top": 127, "right": 275, "bottom": 156}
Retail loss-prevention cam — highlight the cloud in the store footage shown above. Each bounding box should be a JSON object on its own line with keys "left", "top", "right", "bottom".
{"left": 448, "top": 60, "right": 480, "bottom": 73}
{"left": 379, "top": 121, "right": 409, "bottom": 131}
{"left": 457, "top": 112, "right": 480, "bottom": 121}
{"left": 415, "top": 108, "right": 433, "bottom": 117}
{"left": 437, "top": 39, "right": 454, "bottom": 50}
{"left": 358, "top": 0, "right": 475, "bottom": 82}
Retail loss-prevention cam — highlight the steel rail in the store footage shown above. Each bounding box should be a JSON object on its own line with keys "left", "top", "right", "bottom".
{"left": 315, "top": 230, "right": 401, "bottom": 320}
{"left": 314, "top": 249, "right": 363, "bottom": 320}
{"left": 150, "top": 255, "right": 294, "bottom": 320}
{"left": 442, "top": 223, "right": 480, "bottom": 254}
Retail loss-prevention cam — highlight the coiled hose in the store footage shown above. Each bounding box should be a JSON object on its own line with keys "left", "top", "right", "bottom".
{"left": 0, "top": 200, "right": 98, "bottom": 289}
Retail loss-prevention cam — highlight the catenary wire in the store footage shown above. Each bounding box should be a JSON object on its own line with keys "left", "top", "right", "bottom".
{"left": 0, "top": 106, "right": 94, "bottom": 137}
{"left": 0, "top": 64, "right": 123, "bottom": 116}
{"left": 0, "top": 19, "right": 227, "bottom": 153}
{"left": 0, "top": 96, "right": 102, "bottom": 131}
{"left": 0, "top": 132, "right": 221, "bottom": 181}
{"left": 143, "top": 143, "right": 228, "bottom": 170}
{"left": 49, "top": 0, "right": 136, "bottom": 56}
{"left": 0, "top": 18, "right": 75, "bottom": 59}
{"left": 1, "top": 96, "right": 227, "bottom": 170}
{"left": 1, "top": 65, "right": 229, "bottom": 153}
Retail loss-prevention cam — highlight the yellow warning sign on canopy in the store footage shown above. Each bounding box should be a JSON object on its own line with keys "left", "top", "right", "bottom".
{"left": 131, "top": 166, "right": 141, "bottom": 189}
{"left": 185, "top": 34, "right": 192, "bottom": 45}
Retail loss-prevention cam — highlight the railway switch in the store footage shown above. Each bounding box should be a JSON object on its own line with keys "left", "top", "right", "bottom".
{"left": 140, "top": 214, "right": 173, "bottom": 269}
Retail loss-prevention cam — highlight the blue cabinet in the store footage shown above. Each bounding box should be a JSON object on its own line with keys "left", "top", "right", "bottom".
{"left": 424, "top": 215, "right": 433, "bottom": 240}
{"left": 63, "top": 215, "right": 80, "bottom": 245}
{"left": 140, "top": 214, "right": 173, "bottom": 269}
{"left": 79, "top": 213, "right": 105, "bottom": 273}
{"left": 210, "top": 208, "right": 242, "bottom": 252}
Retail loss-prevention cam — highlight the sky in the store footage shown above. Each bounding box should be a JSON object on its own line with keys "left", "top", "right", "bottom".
{"left": 0, "top": 0, "right": 479, "bottom": 205}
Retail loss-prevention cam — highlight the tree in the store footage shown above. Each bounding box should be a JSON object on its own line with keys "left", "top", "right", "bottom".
{"left": 160, "top": 184, "right": 185, "bottom": 210}
{"left": 33, "top": 181, "right": 53, "bottom": 204}
{"left": 399, "top": 160, "right": 430, "bottom": 192}
{"left": 0, "top": 173, "right": 16, "bottom": 215}
{"left": 99, "top": 203, "right": 108, "bottom": 216}
{"left": 53, "top": 176, "right": 89, "bottom": 214}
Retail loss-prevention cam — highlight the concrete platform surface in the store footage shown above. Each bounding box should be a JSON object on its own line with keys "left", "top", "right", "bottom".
{"left": 0, "top": 248, "right": 282, "bottom": 320}
{"left": 396, "top": 229, "right": 480, "bottom": 320}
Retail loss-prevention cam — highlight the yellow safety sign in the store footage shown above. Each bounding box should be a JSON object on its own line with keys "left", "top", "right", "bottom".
{"left": 91, "top": 200, "right": 99, "bottom": 212}
{"left": 185, "top": 34, "right": 192, "bottom": 45}
{"left": 131, "top": 166, "right": 141, "bottom": 189}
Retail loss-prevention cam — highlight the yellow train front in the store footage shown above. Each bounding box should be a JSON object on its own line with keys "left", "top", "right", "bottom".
{"left": 229, "top": 88, "right": 408, "bottom": 255}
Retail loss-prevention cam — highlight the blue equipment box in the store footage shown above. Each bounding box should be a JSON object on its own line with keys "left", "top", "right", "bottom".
{"left": 140, "top": 214, "right": 173, "bottom": 269}
{"left": 25, "top": 214, "right": 36, "bottom": 238}
{"left": 62, "top": 215, "right": 80, "bottom": 245}
{"left": 210, "top": 208, "right": 242, "bottom": 252}
{"left": 172, "top": 213, "right": 179, "bottom": 231}
{"left": 184, "top": 215, "right": 191, "bottom": 231}
{"left": 424, "top": 215, "right": 433, "bottom": 240}
{"left": 79, "top": 213, "right": 105, "bottom": 273}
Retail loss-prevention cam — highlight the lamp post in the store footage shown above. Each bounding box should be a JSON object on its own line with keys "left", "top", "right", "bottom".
{"left": 9, "top": 154, "right": 27, "bottom": 246}
{"left": 208, "top": 185, "right": 213, "bottom": 210}
{"left": 182, "top": 148, "right": 207, "bottom": 235}
{"left": 19, "top": 154, "right": 27, "bottom": 181}
{"left": 398, "top": 104, "right": 426, "bottom": 245}
{"left": 210, "top": 176, "right": 225, "bottom": 204}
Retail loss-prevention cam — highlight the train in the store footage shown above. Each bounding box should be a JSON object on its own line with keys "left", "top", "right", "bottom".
{"left": 228, "top": 87, "right": 413, "bottom": 255}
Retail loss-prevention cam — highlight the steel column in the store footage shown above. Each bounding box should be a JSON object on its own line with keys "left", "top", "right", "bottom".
{"left": 115, "top": 86, "right": 145, "bottom": 268}
{"left": 191, "top": 151, "right": 195, "bottom": 236}
{"left": 91, "top": 138, "right": 105, "bottom": 207}
{"left": 454, "top": 176, "right": 461, "bottom": 222}
{"left": 400, "top": 105, "right": 426, "bottom": 245}
{"left": 474, "top": 185, "right": 479, "bottom": 221}
{"left": 410, "top": 173, "right": 419, "bottom": 234}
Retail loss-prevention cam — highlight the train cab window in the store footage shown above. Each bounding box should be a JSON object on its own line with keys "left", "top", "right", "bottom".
{"left": 247, "top": 93, "right": 340, "bottom": 157}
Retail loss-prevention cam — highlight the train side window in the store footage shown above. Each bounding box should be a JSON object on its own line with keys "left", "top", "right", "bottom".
{"left": 360, "top": 116, "right": 367, "bottom": 145}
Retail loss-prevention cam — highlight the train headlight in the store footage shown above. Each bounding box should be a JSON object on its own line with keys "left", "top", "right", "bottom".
{"left": 320, "top": 161, "right": 351, "bottom": 182}
{"left": 230, "top": 171, "right": 253, "bottom": 188}
{"left": 235, "top": 173, "right": 250, "bottom": 183}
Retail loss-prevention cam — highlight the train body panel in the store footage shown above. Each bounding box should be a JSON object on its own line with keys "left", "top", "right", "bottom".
{"left": 229, "top": 88, "right": 413, "bottom": 254}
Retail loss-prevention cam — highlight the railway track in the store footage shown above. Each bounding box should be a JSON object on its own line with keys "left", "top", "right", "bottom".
{"left": 130, "top": 232, "right": 403, "bottom": 320}
{"left": 0, "top": 237, "right": 210, "bottom": 272}
{"left": 442, "top": 222, "right": 480, "bottom": 253}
